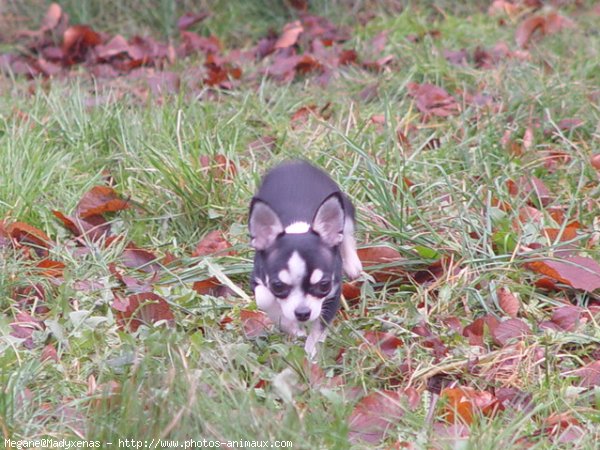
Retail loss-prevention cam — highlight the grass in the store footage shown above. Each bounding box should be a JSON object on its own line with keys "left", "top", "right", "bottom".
{"left": 1, "top": 0, "right": 600, "bottom": 448}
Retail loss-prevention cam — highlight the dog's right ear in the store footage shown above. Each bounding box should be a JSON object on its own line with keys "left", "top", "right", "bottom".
{"left": 249, "top": 199, "right": 283, "bottom": 250}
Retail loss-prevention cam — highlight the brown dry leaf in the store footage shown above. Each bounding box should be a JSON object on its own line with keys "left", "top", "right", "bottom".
{"left": 192, "top": 277, "right": 233, "bottom": 297}
{"left": 76, "top": 186, "right": 130, "bottom": 218}
{"left": 357, "top": 246, "right": 405, "bottom": 282}
{"left": 95, "top": 35, "right": 130, "bottom": 60}
{"left": 113, "top": 292, "right": 174, "bottom": 332}
{"left": 240, "top": 309, "right": 272, "bottom": 338}
{"left": 407, "top": 82, "right": 460, "bottom": 120}
{"left": 62, "top": 25, "right": 101, "bottom": 62}
{"left": 41, "top": 343, "right": 59, "bottom": 362}
{"left": 193, "top": 230, "right": 234, "bottom": 257}
{"left": 570, "top": 360, "right": 600, "bottom": 387}
{"left": 525, "top": 256, "right": 600, "bottom": 292}
{"left": 441, "top": 387, "right": 499, "bottom": 425}
{"left": 348, "top": 390, "right": 406, "bottom": 444}
{"left": 516, "top": 12, "right": 575, "bottom": 48}
{"left": 41, "top": 3, "right": 64, "bottom": 32}
{"left": 199, "top": 154, "right": 237, "bottom": 180}
{"left": 497, "top": 287, "right": 520, "bottom": 318}
{"left": 462, "top": 315, "right": 499, "bottom": 346}
{"left": 121, "top": 246, "right": 160, "bottom": 272}
{"left": 36, "top": 259, "right": 65, "bottom": 278}
{"left": 177, "top": 11, "right": 210, "bottom": 31}
{"left": 550, "top": 305, "right": 585, "bottom": 331}
{"left": 6, "top": 221, "right": 52, "bottom": 249}
{"left": 361, "top": 330, "right": 403, "bottom": 357}
{"left": 275, "top": 21, "right": 304, "bottom": 49}
{"left": 10, "top": 311, "right": 45, "bottom": 349}
{"left": 491, "top": 318, "right": 531, "bottom": 346}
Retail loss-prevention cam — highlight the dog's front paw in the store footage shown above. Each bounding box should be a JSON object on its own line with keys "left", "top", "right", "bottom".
{"left": 343, "top": 253, "right": 363, "bottom": 280}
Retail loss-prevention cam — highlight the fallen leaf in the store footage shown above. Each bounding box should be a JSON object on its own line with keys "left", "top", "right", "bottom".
{"left": 177, "top": 11, "right": 209, "bottom": 31}
{"left": 6, "top": 221, "right": 52, "bottom": 249}
{"left": 441, "top": 387, "right": 499, "bottom": 425}
{"left": 407, "top": 82, "right": 460, "bottom": 120}
{"left": 491, "top": 318, "right": 531, "bottom": 346}
{"left": 76, "top": 186, "right": 129, "bottom": 218}
{"left": 40, "top": 3, "right": 64, "bottom": 32}
{"left": 62, "top": 25, "right": 101, "bottom": 63}
{"left": 348, "top": 390, "right": 405, "bottom": 444}
{"left": 275, "top": 21, "right": 304, "bottom": 49}
{"left": 240, "top": 309, "right": 272, "bottom": 338}
{"left": 462, "top": 315, "right": 499, "bottom": 346}
{"left": 36, "top": 259, "right": 65, "bottom": 278}
{"left": 193, "top": 230, "right": 233, "bottom": 257}
{"left": 571, "top": 360, "right": 600, "bottom": 387}
{"left": 121, "top": 246, "right": 160, "bottom": 272}
{"left": 550, "top": 306, "right": 585, "bottom": 331}
{"left": 114, "top": 292, "right": 174, "bottom": 332}
{"left": 357, "top": 246, "right": 405, "bottom": 282}
{"left": 497, "top": 287, "right": 520, "bottom": 318}
{"left": 361, "top": 330, "right": 403, "bottom": 357}
{"left": 525, "top": 256, "right": 600, "bottom": 292}
{"left": 591, "top": 154, "right": 600, "bottom": 170}
{"left": 10, "top": 311, "right": 44, "bottom": 349}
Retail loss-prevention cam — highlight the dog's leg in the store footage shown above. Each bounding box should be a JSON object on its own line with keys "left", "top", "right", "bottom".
{"left": 305, "top": 322, "right": 328, "bottom": 360}
{"left": 341, "top": 219, "right": 362, "bottom": 279}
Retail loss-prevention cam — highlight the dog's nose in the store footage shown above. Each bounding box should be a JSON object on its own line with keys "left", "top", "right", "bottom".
{"left": 294, "top": 307, "right": 311, "bottom": 322}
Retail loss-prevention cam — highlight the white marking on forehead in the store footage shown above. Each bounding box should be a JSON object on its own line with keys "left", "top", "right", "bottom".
{"left": 287, "top": 251, "right": 306, "bottom": 283}
{"left": 284, "top": 221, "right": 311, "bottom": 234}
{"left": 278, "top": 269, "right": 292, "bottom": 285}
{"left": 310, "top": 269, "right": 323, "bottom": 284}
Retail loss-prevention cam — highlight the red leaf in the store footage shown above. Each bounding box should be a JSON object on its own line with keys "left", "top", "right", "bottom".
{"left": 571, "top": 360, "right": 600, "bottom": 387}
{"left": 177, "top": 11, "right": 209, "bottom": 31}
{"left": 95, "top": 35, "right": 130, "bottom": 60}
{"left": 362, "top": 330, "right": 403, "bottom": 357}
{"left": 348, "top": 390, "right": 405, "bottom": 444}
{"left": 192, "top": 277, "right": 232, "bottom": 297}
{"left": 76, "top": 186, "right": 129, "bottom": 218}
{"left": 40, "top": 3, "right": 64, "bottom": 32}
{"left": 491, "top": 318, "right": 531, "bottom": 346}
{"left": 516, "top": 13, "right": 575, "bottom": 48}
{"left": 114, "top": 292, "right": 174, "bottom": 332}
{"left": 240, "top": 309, "right": 272, "bottom": 338}
{"left": 52, "top": 210, "right": 111, "bottom": 241}
{"left": 441, "top": 387, "right": 499, "bottom": 425}
{"left": 6, "top": 221, "right": 51, "bottom": 249}
{"left": 41, "top": 343, "right": 59, "bottom": 362}
{"left": 591, "top": 154, "right": 600, "bottom": 170}
{"left": 62, "top": 25, "right": 101, "bottom": 62}
{"left": 357, "top": 246, "right": 405, "bottom": 282}
{"left": 193, "top": 230, "right": 233, "bottom": 257}
{"left": 525, "top": 256, "right": 600, "bottom": 292}
{"left": 551, "top": 306, "right": 585, "bottom": 331}
{"left": 497, "top": 287, "right": 520, "bottom": 318}
{"left": 407, "top": 82, "right": 460, "bottom": 120}
{"left": 36, "top": 259, "right": 65, "bottom": 278}
{"left": 198, "top": 154, "right": 237, "bottom": 180}
{"left": 121, "top": 246, "right": 160, "bottom": 273}
{"left": 10, "top": 311, "right": 44, "bottom": 349}
{"left": 462, "top": 315, "right": 499, "bottom": 346}
{"left": 275, "top": 21, "right": 304, "bottom": 49}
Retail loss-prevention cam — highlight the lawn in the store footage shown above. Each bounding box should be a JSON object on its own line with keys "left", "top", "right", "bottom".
{"left": 1, "top": 0, "right": 600, "bottom": 448}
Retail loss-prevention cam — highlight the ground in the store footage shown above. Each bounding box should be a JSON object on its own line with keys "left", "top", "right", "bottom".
{"left": 1, "top": 1, "right": 600, "bottom": 448}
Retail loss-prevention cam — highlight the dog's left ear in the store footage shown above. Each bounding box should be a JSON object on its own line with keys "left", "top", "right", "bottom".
{"left": 311, "top": 192, "right": 345, "bottom": 247}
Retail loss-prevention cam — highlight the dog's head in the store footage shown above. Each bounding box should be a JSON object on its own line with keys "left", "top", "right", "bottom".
{"left": 249, "top": 193, "right": 344, "bottom": 323}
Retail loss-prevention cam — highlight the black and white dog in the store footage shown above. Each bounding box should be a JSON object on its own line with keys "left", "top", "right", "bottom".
{"left": 249, "top": 160, "right": 362, "bottom": 358}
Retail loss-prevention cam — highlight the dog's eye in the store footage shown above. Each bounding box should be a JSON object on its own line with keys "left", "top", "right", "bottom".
{"left": 269, "top": 280, "right": 290, "bottom": 298}
{"left": 313, "top": 279, "right": 332, "bottom": 296}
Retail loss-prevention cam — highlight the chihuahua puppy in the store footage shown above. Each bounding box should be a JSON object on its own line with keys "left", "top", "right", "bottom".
{"left": 249, "top": 160, "right": 362, "bottom": 358}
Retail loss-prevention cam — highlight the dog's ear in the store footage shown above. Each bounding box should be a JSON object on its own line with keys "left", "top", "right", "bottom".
{"left": 249, "top": 198, "right": 283, "bottom": 250}
{"left": 311, "top": 193, "right": 344, "bottom": 247}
